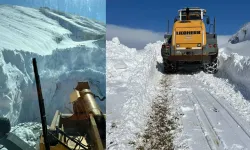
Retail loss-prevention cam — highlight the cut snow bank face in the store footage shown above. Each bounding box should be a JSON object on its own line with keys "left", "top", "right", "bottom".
{"left": 217, "top": 45, "right": 250, "bottom": 100}
{"left": 106, "top": 37, "right": 163, "bottom": 149}
{"left": 0, "top": 5, "right": 106, "bottom": 125}
{"left": 217, "top": 23, "right": 250, "bottom": 100}
{"left": 217, "top": 29, "right": 250, "bottom": 100}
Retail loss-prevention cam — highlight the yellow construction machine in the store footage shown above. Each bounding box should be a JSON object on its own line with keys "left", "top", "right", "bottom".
{"left": 161, "top": 7, "right": 218, "bottom": 73}
{"left": 32, "top": 58, "right": 106, "bottom": 150}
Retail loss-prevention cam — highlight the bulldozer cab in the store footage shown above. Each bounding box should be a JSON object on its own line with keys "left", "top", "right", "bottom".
{"left": 178, "top": 8, "right": 206, "bottom": 21}
{"left": 181, "top": 11, "right": 201, "bottom": 20}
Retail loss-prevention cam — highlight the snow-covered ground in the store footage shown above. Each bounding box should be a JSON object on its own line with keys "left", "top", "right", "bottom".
{"left": 0, "top": 5, "right": 106, "bottom": 126}
{"left": 107, "top": 22, "right": 250, "bottom": 149}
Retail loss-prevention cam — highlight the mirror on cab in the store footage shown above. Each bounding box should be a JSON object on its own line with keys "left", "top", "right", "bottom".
{"left": 206, "top": 17, "right": 210, "bottom": 24}
{"left": 174, "top": 16, "right": 178, "bottom": 23}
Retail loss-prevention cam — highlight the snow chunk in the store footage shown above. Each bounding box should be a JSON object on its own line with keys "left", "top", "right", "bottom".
{"left": 11, "top": 122, "right": 42, "bottom": 148}
{"left": 112, "top": 37, "right": 120, "bottom": 44}
{"left": 114, "top": 60, "right": 127, "bottom": 69}
{"left": 181, "top": 106, "right": 193, "bottom": 112}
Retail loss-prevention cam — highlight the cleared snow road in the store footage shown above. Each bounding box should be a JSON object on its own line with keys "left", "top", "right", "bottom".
{"left": 170, "top": 74, "right": 250, "bottom": 150}
{"left": 107, "top": 37, "right": 250, "bottom": 150}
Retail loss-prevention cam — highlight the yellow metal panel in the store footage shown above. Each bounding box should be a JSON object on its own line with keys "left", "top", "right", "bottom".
{"left": 179, "top": 44, "right": 201, "bottom": 49}
{"left": 175, "top": 27, "right": 203, "bottom": 44}
{"left": 70, "top": 90, "right": 81, "bottom": 103}
{"left": 89, "top": 114, "right": 104, "bottom": 150}
{"left": 50, "top": 110, "right": 59, "bottom": 130}
{"left": 172, "top": 20, "right": 207, "bottom": 48}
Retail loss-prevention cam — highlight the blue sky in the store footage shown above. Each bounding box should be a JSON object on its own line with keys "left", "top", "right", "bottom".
{"left": 107, "top": 0, "right": 249, "bottom": 35}
{"left": 107, "top": 0, "right": 250, "bottom": 48}
{"left": 0, "top": 0, "right": 106, "bottom": 23}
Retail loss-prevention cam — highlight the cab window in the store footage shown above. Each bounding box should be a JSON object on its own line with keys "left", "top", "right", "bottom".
{"left": 181, "top": 10, "right": 201, "bottom": 20}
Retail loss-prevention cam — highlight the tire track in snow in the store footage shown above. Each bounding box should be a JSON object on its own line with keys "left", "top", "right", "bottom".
{"left": 136, "top": 76, "right": 179, "bottom": 150}
{"left": 176, "top": 74, "right": 250, "bottom": 150}
{"left": 187, "top": 90, "right": 224, "bottom": 150}
{"left": 207, "top": 91, "right": 250, "bottom": 138}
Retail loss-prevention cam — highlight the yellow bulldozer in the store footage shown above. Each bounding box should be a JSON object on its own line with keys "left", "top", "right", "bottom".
{"left": 161, "top": 7, "right": 219, "bottom": 73}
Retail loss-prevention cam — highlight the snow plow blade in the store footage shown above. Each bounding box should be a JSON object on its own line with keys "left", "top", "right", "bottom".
{"left": 0, "top": 132, "right": 35, "bottom": 150}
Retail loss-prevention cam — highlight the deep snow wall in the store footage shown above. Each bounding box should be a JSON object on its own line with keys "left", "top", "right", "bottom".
{"left": 217, "top": 47, "right": 250, "bottom": 100}
{"left": 0, "top": 42, "right": 106, "bottom": 125}
{"left": 0, "top": 5, "right": 106, "bottom": 125}
{"left": 106, "top": 38, "right": 162, "bottom": 149}
{"left": 217, "top": 28, "right": 250, "bottom": 100}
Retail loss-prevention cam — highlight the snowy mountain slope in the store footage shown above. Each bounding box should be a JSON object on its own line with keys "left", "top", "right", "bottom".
{"left": 0, "top": 5, "right": 105, "bottom": 55}
{"left": 0, "top": 5, "right": 106, "bottom": 125}
{"left": 228, "top": 22, "right": 250, "bottom": 44}
{"left": 4, "top": 0, "right": 106, "bottom": 23}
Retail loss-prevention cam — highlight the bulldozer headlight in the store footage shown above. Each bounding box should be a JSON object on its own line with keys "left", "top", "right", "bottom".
{"left": 176, "top": 50, "right": 181, "bottom": 55}
{"left": 197, "top": 43, "right": 201, "bottom": 47}
{"left": 176, "top": 44, "right": 180, "bottom": 47}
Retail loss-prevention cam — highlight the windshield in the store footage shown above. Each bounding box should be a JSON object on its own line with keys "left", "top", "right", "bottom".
{"left": 181, "top": 10, "right": 201, "bottom": 20}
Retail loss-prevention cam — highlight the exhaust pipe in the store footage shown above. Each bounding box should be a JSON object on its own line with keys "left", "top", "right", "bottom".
{"left": 167, "top": 19, "right": 169, "bottom": 34}
{"left": 186, "top": 7, "right": 190, "bottom": 20}
{"left": 214, "top": 17, "right": 216, "bottom": 34}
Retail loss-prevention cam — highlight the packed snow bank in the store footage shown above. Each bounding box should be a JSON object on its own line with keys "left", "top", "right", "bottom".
{"left": 0, "top": 45, "right": 106, "bottom": 125}
{"left": 217, "top": 31, "right": 250, "bottom": 100}
{"left": 217, "top": 35, "right": 231, "bottom": 48}
{"left": 217, "top": 23, "right": 250, "bottom": 100}
{"left": 106, "top": 37, "right": 162, "bottom": 149}
{"left": 0, "top": 5, "right": 106, "bottom": 125}
{"left": 217, "top": 46, "right": 250, "bottom": 100}
{"left": 220, "top": 40, "right": 250, "bottom": 57}
{"left": 205, "top": 22, "right": 250, "bottom": 102}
